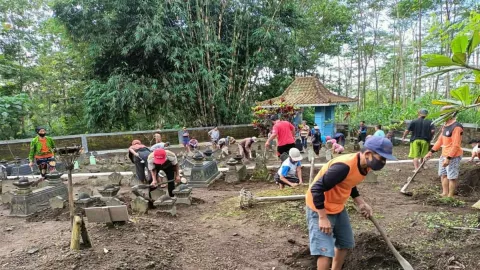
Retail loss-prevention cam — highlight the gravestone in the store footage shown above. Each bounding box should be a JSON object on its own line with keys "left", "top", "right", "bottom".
{"left": 188, "top": 153, "right": 220, "bottom": 188}
{"left": 78, "top": 187, "right": 94, "bottom": 197}
{"left": 85, "top": 205, "right": 129, "bottom": 223}
{"left": 173, "top": 184, "right": 192, "bottom": 205}
{"left": 11, "top": 165, "right": 32, "bottom": 176}
{"left": 132, "top": 197, "right": 149, "bottom": 214}
{"left": 108, "top": 172, "right": 124, "bottom": 186}
{"left": 153, "top": 197, "right": 177, "bottom": 216}
{"left": 49, "top": 196, "right": 65, "bottom": 209}
{"left": 252, "top": 153, "right": 269, "bottom": 181}
{"left": 10, "top": 179, "right": 68, "bottom": 217}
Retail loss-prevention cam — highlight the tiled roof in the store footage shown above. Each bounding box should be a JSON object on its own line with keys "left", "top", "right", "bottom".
{"left": 257, "top": 76, "right": 357, "bottom": 107}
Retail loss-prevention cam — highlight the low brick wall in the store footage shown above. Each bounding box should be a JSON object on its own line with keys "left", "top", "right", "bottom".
{"left": 0, "top": 125, "right": 259, "bottom": 161}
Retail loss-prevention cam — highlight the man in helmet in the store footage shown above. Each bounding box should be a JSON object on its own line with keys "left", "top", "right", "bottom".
{"left": 28, "top": 126, "right": 56, "bottom": 179}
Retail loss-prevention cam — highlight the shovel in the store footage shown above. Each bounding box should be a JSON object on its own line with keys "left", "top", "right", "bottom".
{"left": 307, "top": 149, "right": 315, "bottom": 185}
{"left": 369, "top": 216, "right": 414, "bottom": 270}
{"left": 400, "top": 159, "right": 427, "bottom": 196}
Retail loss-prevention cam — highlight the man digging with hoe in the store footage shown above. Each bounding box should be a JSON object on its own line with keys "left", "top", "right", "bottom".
{"left": 305, "top": 136, "right": 397, "bottom": 270}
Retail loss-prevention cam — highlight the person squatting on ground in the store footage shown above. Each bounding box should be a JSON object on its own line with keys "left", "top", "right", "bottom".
{"left": 148, "top": 148, "right": 181, "bottom": 197}
{"left": 300, "top": 121, "right": 310, "bottom": 152}
{"left": 208, "top": 127, "right": 220, "bottom": 149}
{"left": 468, "top": 139, "right": 480, "bottom": 164}
{"left": 238, "top": 137, "right": 257, "bottom": 160}
{"left": 218, "top": 136, "right": 236, "bottom": 157}
{"left": 265, "top": 115, "right": 296, "bottom": 157}
{"left": 327, "top": 139, "right": 344, "bottom": 154}
{"left": 305, "top": 136, "right": 397, "bottom": 270}
{"left": 188, "top": 137, "right": 199, "bottom": 151}
{"left": 274, "top": 148, "right": 303, "bottom": 188}
{"left": 333, "top": 132, "right": 345, "bottom": 147}
{"left": 311, "top": 125, "right": 322, "bottom": 157}
{"left": 424, "top": 109, "right": 463, "bottom": 198}
{"left": 128, "top": 140, "right": 152, "bottom": 184}
{"left": 402, "top": 109, "right": 435, "bottom": 172}
{"left": 28, "top": 126, "right": 56, "bottom": 179}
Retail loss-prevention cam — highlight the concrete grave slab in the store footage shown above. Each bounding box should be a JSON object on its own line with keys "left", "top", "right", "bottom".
{"left": 131, "top": 197, "right": 149, "bottom": 214}
{"left": 85, "top": 205, "right": 129, "bottom": 223}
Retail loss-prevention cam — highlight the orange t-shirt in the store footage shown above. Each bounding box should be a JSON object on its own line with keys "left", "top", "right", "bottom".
{"left": 432, "top": 122, "right": 463, "bottom": 158}
{"left": 35, "top": 137, "right": 54, "bottom": 159}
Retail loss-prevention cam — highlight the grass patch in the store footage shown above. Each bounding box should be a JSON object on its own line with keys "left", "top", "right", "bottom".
{"left": 256, "top": 185, "right": 308, "bottom": 197}
{"left": 421, "top": 211, "right": 478, "bottom": 229}
{"left": 425, "top": 195, "right": 466, "bottom": 207}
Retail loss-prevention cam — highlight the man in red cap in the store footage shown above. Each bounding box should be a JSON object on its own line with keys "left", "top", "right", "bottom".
{"left": 147, "top": 148, "right": 181, "bottom": 197}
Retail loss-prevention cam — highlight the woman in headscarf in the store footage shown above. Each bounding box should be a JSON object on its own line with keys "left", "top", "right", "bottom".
{"left": 128, "top": 140, "right": 151, "bottom": 184}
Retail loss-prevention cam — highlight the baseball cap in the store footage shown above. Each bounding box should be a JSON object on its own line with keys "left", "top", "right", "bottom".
{"left": 314, "top": 125, "right": 319, "bottom": 130}
{"left": 289, "top": 148, "right": 303, "bottom": 162}
{"left": 153, "top": 149, "right": 167, "bottom": 164}
{"left": 418, "top": 109, "right": 428, "bottom": 116}
{"left": 364, "top": 136, "right": 397, "bottom": 160}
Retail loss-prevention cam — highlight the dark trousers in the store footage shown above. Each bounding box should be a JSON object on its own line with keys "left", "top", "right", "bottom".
{"left": 153, "top": 164, "right": 176, "bottom": 197}
{"left": 277, "top": 143, "right": 295, "bottom": 157}
{"left": 36, "top": 157, "right": 55, "bottom": 177}
{"left": 134, "top": 150, "right": 151, "bottom": 183}
{"left": 301, "top": 136, "right": 308, "bottom": 150}
{"left": 274, "top": 173, "right": 300, "bottom": 187}
{"left": 313, "top": 144, "right": 321, "bottom": 155}
{"left": 358, "top": 133, "right": 367, "bottom": 143}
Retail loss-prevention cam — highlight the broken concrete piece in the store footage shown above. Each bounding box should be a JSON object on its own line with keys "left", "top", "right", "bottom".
{"left": 49, "top": 196, "right": 65, "bottom": 209}
{"left": 105, "top": 198, "right": 124, "bottom": 207}
{"left": 472, "top": 200, "right": 480, "bottom": 210}
{"left": 131, "top": 197, "right": 149, "bottom": 214}
{"left": 150, "top": 188, "right": 166, "bottom": 201}
{"left": 27, "top": 248, "right": 39, "bottom": 255}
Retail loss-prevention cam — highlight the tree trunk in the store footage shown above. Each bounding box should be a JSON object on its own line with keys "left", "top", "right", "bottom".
{"left": 418, "top": 0, "right": 422, "bottom": 96}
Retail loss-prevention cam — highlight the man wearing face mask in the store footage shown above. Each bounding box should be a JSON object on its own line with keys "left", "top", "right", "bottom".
{"left": 305, "top": 136, "right": 397, "bottom": 270}
{"left": 28, "top": 126, "right": 56, "bottom": 179}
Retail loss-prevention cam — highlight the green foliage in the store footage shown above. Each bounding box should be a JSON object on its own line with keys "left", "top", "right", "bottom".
{"left": 0, "top": 94, "right": 29, "bottom": 139}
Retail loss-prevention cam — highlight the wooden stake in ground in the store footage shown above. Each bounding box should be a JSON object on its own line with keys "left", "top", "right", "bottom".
{"left": 67, "top": 169, "right": 75, "bottom": 223}
{"left": 70, "top": 216, "right": 82, "bottom": 250}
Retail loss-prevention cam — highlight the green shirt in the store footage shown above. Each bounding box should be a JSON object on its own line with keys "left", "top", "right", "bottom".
{"left": 29, "top": 136, "right": 56, "bottom": 161}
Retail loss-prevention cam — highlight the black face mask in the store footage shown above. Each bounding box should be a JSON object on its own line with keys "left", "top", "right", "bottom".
{"left": 38, "top": 133, "right": 46, "bottom": 137}
{"left": 367, "top": 154, "right": 386, "bottom": 171}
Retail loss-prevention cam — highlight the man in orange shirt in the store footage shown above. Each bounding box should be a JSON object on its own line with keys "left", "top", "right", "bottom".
{"left": 424, "top": 111, "right": 463, "bottom": 197}
{"left": 28, "top": 127, "right": 56, "bottom": 179}
{"left": 305, "top": 136, "right": 397, "bottom": 270}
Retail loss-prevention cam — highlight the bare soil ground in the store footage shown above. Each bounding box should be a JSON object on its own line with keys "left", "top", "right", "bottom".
{"left": 1, "top": 145, "right": 479, "bottom": 270}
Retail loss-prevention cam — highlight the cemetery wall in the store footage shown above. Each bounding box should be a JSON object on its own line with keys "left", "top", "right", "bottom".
{"left": 0, "top": 125, "right": 258, "bottom": 160}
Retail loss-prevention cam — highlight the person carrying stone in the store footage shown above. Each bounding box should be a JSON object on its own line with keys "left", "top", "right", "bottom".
{"left": 274, "top": 148, "right": 303, "bottom": 189}
{"left": 402, "top": 109, "right": 435, "bottom": 172}
{"left": 265, "top": 115, "right": 296, "bottom": 157}
{"left": 148, "top": 148, "right": 181, "bottom": 197}
{"left": 424, "top": 109, "right": 463, "bottom": 198}
{"left": 28, "top": 126, "right": 56, "bottom": 179}
{"left": 305, "top": 136, "right": 397, "bottom": 270}
{"left": 238, "top": 137, "right": 257, "bottom": 160}
{"left": 208, "top": 126, "right": 220, "bottom": 149}
{"left": 300, "top": 120, "right": 310, "bottom": 152}
{"left": 128, "top": 140, "right": 151, "bottom": 184}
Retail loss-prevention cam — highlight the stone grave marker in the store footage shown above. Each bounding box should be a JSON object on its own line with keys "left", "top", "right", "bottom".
{"left": 85, "top": 205, "right": 129, "bottom": 223}
{"left": 131, "top": 197, "right": 149, "bottom": 214}
{"left": 49, "top": 196, "right": 66, "bottom": 209}
{"left": 78, "top": 187, "right": 93, "bottom": 197}
{"left": 108, "top": 172, "right": 124, "bottom": 186}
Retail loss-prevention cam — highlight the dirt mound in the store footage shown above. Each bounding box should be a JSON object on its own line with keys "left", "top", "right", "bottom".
{"left": 456, "top": 166, "right": 480, "bottom": 196}
{"left": 343, "top": 232, "right": 413, "bottom": 270}
{"left": 26, "top": 208, "right": 69, "bottom": 222}
{"left": 280, "top": 247, "right": 315, "bottom": 269}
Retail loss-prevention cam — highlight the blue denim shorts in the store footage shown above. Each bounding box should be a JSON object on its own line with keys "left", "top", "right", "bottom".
{"left": 306, "top": 207, "right": 355, "bottom": 258}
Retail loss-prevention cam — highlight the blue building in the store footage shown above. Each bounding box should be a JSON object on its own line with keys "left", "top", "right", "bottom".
{"left": 258, "top": 76, "right": 356, "bottom": 137}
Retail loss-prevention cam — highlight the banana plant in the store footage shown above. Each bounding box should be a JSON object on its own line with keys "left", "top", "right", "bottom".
{"left": 421, "top": 14, "right": 480, "bottom": 125}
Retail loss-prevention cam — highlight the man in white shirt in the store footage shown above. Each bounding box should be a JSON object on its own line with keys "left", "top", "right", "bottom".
{"left": 274, "top": 148, "right": 303, "bottom": 189}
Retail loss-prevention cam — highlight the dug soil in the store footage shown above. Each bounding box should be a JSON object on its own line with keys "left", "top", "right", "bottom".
{"left": 1, "top": 159, "right": 480, "bottom": 269}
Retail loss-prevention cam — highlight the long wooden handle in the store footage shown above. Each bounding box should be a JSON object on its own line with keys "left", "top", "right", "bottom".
{"left": 369, "top": 216, "right": 414, "bottom": 270}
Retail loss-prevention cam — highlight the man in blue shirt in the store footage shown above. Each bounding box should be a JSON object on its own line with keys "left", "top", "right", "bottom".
{"left": 274, "top": 148, "right": 303, "bottom": 188}
{"left": 357, "top": 121, "right": 367, "bottom": 142}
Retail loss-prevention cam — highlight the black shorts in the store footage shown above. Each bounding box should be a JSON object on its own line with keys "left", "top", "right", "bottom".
{"left": 277, "top": 143, "right": 295, "bottom": 157}
{"left": 313, "top": 144, "right": 321, "bottom": 155}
